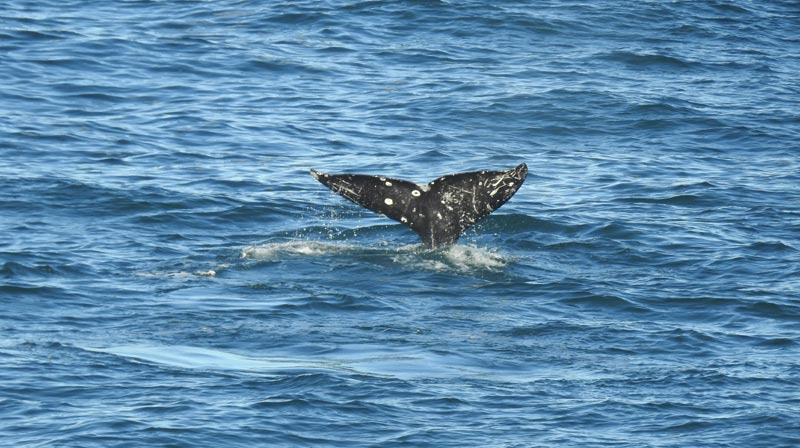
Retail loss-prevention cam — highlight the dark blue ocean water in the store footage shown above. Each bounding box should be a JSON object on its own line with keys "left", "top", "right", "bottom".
{"left": 2, "top": 1, "right": 799, "bottom": 446}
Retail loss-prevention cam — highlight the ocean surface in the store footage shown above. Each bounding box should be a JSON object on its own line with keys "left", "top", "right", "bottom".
{"left": 2, "top": 1, "right": 799, "bottom": 446}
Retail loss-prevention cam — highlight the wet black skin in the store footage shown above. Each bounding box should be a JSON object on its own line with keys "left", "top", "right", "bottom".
{"left": 310, "top": 163, "right": 528, "bottom": 248}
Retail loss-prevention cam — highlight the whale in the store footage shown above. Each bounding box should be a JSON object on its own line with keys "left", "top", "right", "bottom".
{"left": 310, "top": 163, "right": 527, "bottom": 248}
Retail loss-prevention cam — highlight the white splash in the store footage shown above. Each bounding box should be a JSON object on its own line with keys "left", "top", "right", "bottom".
{"left": 442, "top": 244, "right": 508, "bottom": 270}
{"left": 138, "top": 265, "right": 228, "bottom": 279}
{"left": 393, "top": 243, "right": 509, "bottom": 272}
{"left": 241, "top": 241, "right": 354, "bottom": 260}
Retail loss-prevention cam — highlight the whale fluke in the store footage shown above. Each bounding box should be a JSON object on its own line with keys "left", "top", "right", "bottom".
{"left": 310, "top": 163, "right": 527, "bottom": 248}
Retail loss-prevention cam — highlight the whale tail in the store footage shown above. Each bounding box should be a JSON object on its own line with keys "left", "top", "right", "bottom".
{"left": 310, "top": 163, "right": 528, "bottom": 248}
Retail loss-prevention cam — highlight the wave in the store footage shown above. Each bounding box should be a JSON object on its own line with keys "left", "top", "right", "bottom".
{"left": 744, "top": 241, "right": 797, "bottom": 252}
{"left": 241, "top": 58, "right": 335, "bottom": 76}
{"left": 80, "top": 344, "right": 617, "bottom": 382}
{"left": 0, "top": 261, "right": 94, "bottom": 279}
{"left": 561, "top": 293, "right": 653, "bottom": 314}
{"left": 83, "top": 345, "right": 362, "bottom": 375}
{"left": 598, "top": 51, "right": 700, "bottom": 69}
{"left": 613, "top": 194, "right": 709, "bottom": 206}
{"left": 475, "top": 214, "right": 578, "bottom": 234}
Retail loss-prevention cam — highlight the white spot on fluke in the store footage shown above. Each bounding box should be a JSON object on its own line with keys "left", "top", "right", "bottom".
{"left": 385, "top": 181, "right": 392, "bottom": 186}
{"left": 411, "top": 190, "right": 420, "bottom": 197}
{"left": 401, "top": 217, "right": 407, "bottom": 223}
{"left": 384, "top": 198, "right": 394, "bottom": 205}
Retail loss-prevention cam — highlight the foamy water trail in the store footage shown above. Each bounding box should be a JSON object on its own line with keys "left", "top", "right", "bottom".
{"left": 241, "top": 241, "right": 357, "bottom": 259}
{"left": 241, "top": 241, "right": 508, "bottom": 272}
